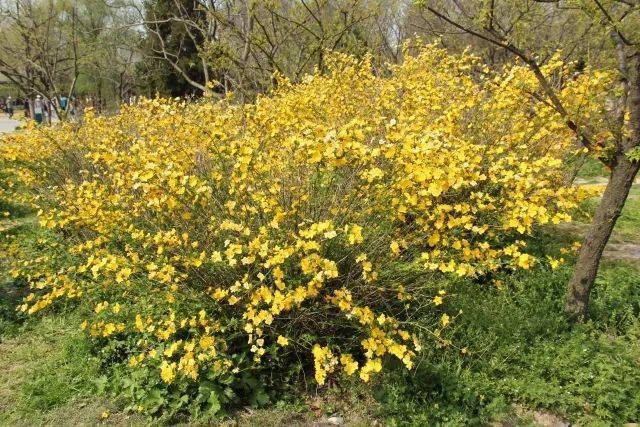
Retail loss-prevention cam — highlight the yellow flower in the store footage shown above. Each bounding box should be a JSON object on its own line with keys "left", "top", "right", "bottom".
{"left": 94, "top": 301, "right": 108, "bottom": 314}
{"left": 160, "top": 362, "right": 176, "bottom": 384}
{"left": 440, "top": 313, "right": 450, "bottom": 327}
{"left": 276, "top": 335, "right": 289, "bottom": 346}
{"left": 516, "top": 253, "right": 535, "bottom": 269}
{"left": 210, "top": 251, "right": 223, "bottom": 263}
{"left": 346, "top": 224, "right": 364, "bottom": 245}
{"left": 323, "top": 230, "right": 337, "bottom": 239}
{"left": 340, "top": 354, "right": 358, "bottom": 375}
{"left": 199, "top": 335, "right": 215, "bottom": 350}
{"left": 103, "top": 323, "right": 116, "bottom": 336}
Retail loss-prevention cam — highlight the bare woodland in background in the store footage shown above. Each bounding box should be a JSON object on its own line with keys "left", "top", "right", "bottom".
{"left": 0, "top": 1, "right": 629, "bottom": 106}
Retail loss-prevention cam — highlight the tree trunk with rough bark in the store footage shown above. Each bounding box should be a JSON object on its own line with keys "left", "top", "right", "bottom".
{"left": 565, "top": 156, "right": 639, "bottom": 320}
{"left": 565, "top": 52, "right": 640, "bottom": 321}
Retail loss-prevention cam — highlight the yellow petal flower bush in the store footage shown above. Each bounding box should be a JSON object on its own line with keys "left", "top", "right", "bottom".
{"left": 0, "top": 45, "right": 604, "bottom": 417}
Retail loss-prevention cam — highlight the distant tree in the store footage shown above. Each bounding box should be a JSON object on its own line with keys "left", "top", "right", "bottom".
{"left": 137, "top": 0, "right": 412, "bottom": 99}
{"left": 74, "top": 0, "right": 141, "bottom": 108}
{"left": 0, "top": 0, "right": 142, "bottom": 117}
{"left": 142, "top": 0, "right": 209, "bottom": 96}
{"left": 0, "top": 0, "right": 81, "bottom": 119}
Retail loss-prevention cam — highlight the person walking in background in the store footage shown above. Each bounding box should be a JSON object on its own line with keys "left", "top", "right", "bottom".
{"left": 6, "top": 96, "right": 14, "bottom": 119}
{"left": 24, "top": 98, "right": 30, "bottom": 118}
{"left": 34, "top": 95, "right": 44, "bottom": 124}
{"left": 44, "top": 98, "right": 51, "bottom": 123}
{"left": 59, "top": 95, "right": 68, "bottom": 114}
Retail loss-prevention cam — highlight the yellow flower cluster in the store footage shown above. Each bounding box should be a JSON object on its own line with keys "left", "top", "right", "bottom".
{"left": 0, "top": 45, "right": 603, "bottom": 390}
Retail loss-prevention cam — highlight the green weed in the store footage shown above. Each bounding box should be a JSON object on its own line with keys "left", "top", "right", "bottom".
{"left": 376, "top": 262, "right": 640, "bottom": 425}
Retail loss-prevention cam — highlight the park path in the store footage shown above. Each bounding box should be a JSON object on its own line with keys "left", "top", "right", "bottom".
{"left": 573, "top": 177, "right": 640, "bottom": 262}
{"left": 0, "top": 115, "right": 20, "bottom": 134}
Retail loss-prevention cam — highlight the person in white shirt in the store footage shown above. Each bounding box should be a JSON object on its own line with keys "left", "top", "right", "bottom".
{"left": 6, "top": 96, "right": 14, "bottom": 118}
{"left": 34, "top": 95, "right": 44, "bottom": 124}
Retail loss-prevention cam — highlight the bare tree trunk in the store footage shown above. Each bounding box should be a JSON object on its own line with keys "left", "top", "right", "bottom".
{"left": 565, "top": 156, "right": 639, "bottom": 320}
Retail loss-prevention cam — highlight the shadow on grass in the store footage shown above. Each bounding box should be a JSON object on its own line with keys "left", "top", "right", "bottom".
{"left": 0, "top": 213, "right": 37, "bottom": 335}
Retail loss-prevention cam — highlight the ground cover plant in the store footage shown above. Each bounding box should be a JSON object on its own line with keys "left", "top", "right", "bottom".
{"left": 0, "top": 45, "right": 629, "bottom": 423}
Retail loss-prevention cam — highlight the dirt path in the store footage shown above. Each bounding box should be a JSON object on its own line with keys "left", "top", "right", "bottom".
{"left": 573, "top": 178, "right": 640, "bottom": 262}
{"left": 603, "top": 243, "right": 640, "bottom": 261}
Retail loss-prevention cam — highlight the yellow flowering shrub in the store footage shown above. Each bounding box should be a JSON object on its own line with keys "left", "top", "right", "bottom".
{"left": 0, "top": 45, "right": 604, "bottom": 414}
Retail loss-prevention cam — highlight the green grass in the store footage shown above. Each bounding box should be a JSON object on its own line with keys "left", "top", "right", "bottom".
{"left": 576, "top": 157, "right": 608, "bottom": 180}
{"left": 571, "top": 185, "right": 640, "bottom": 246}
{"left": 0, "top": 313, "right": 146, "bottom": 426}
{"left": 374, "top": 262, "right": 640, "bottom": 425}
{"left": 0, "top": 314, "right": 97, "bottom": 423}
{"left": 612, "top": 186, "right": 640, "bottom": 243}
